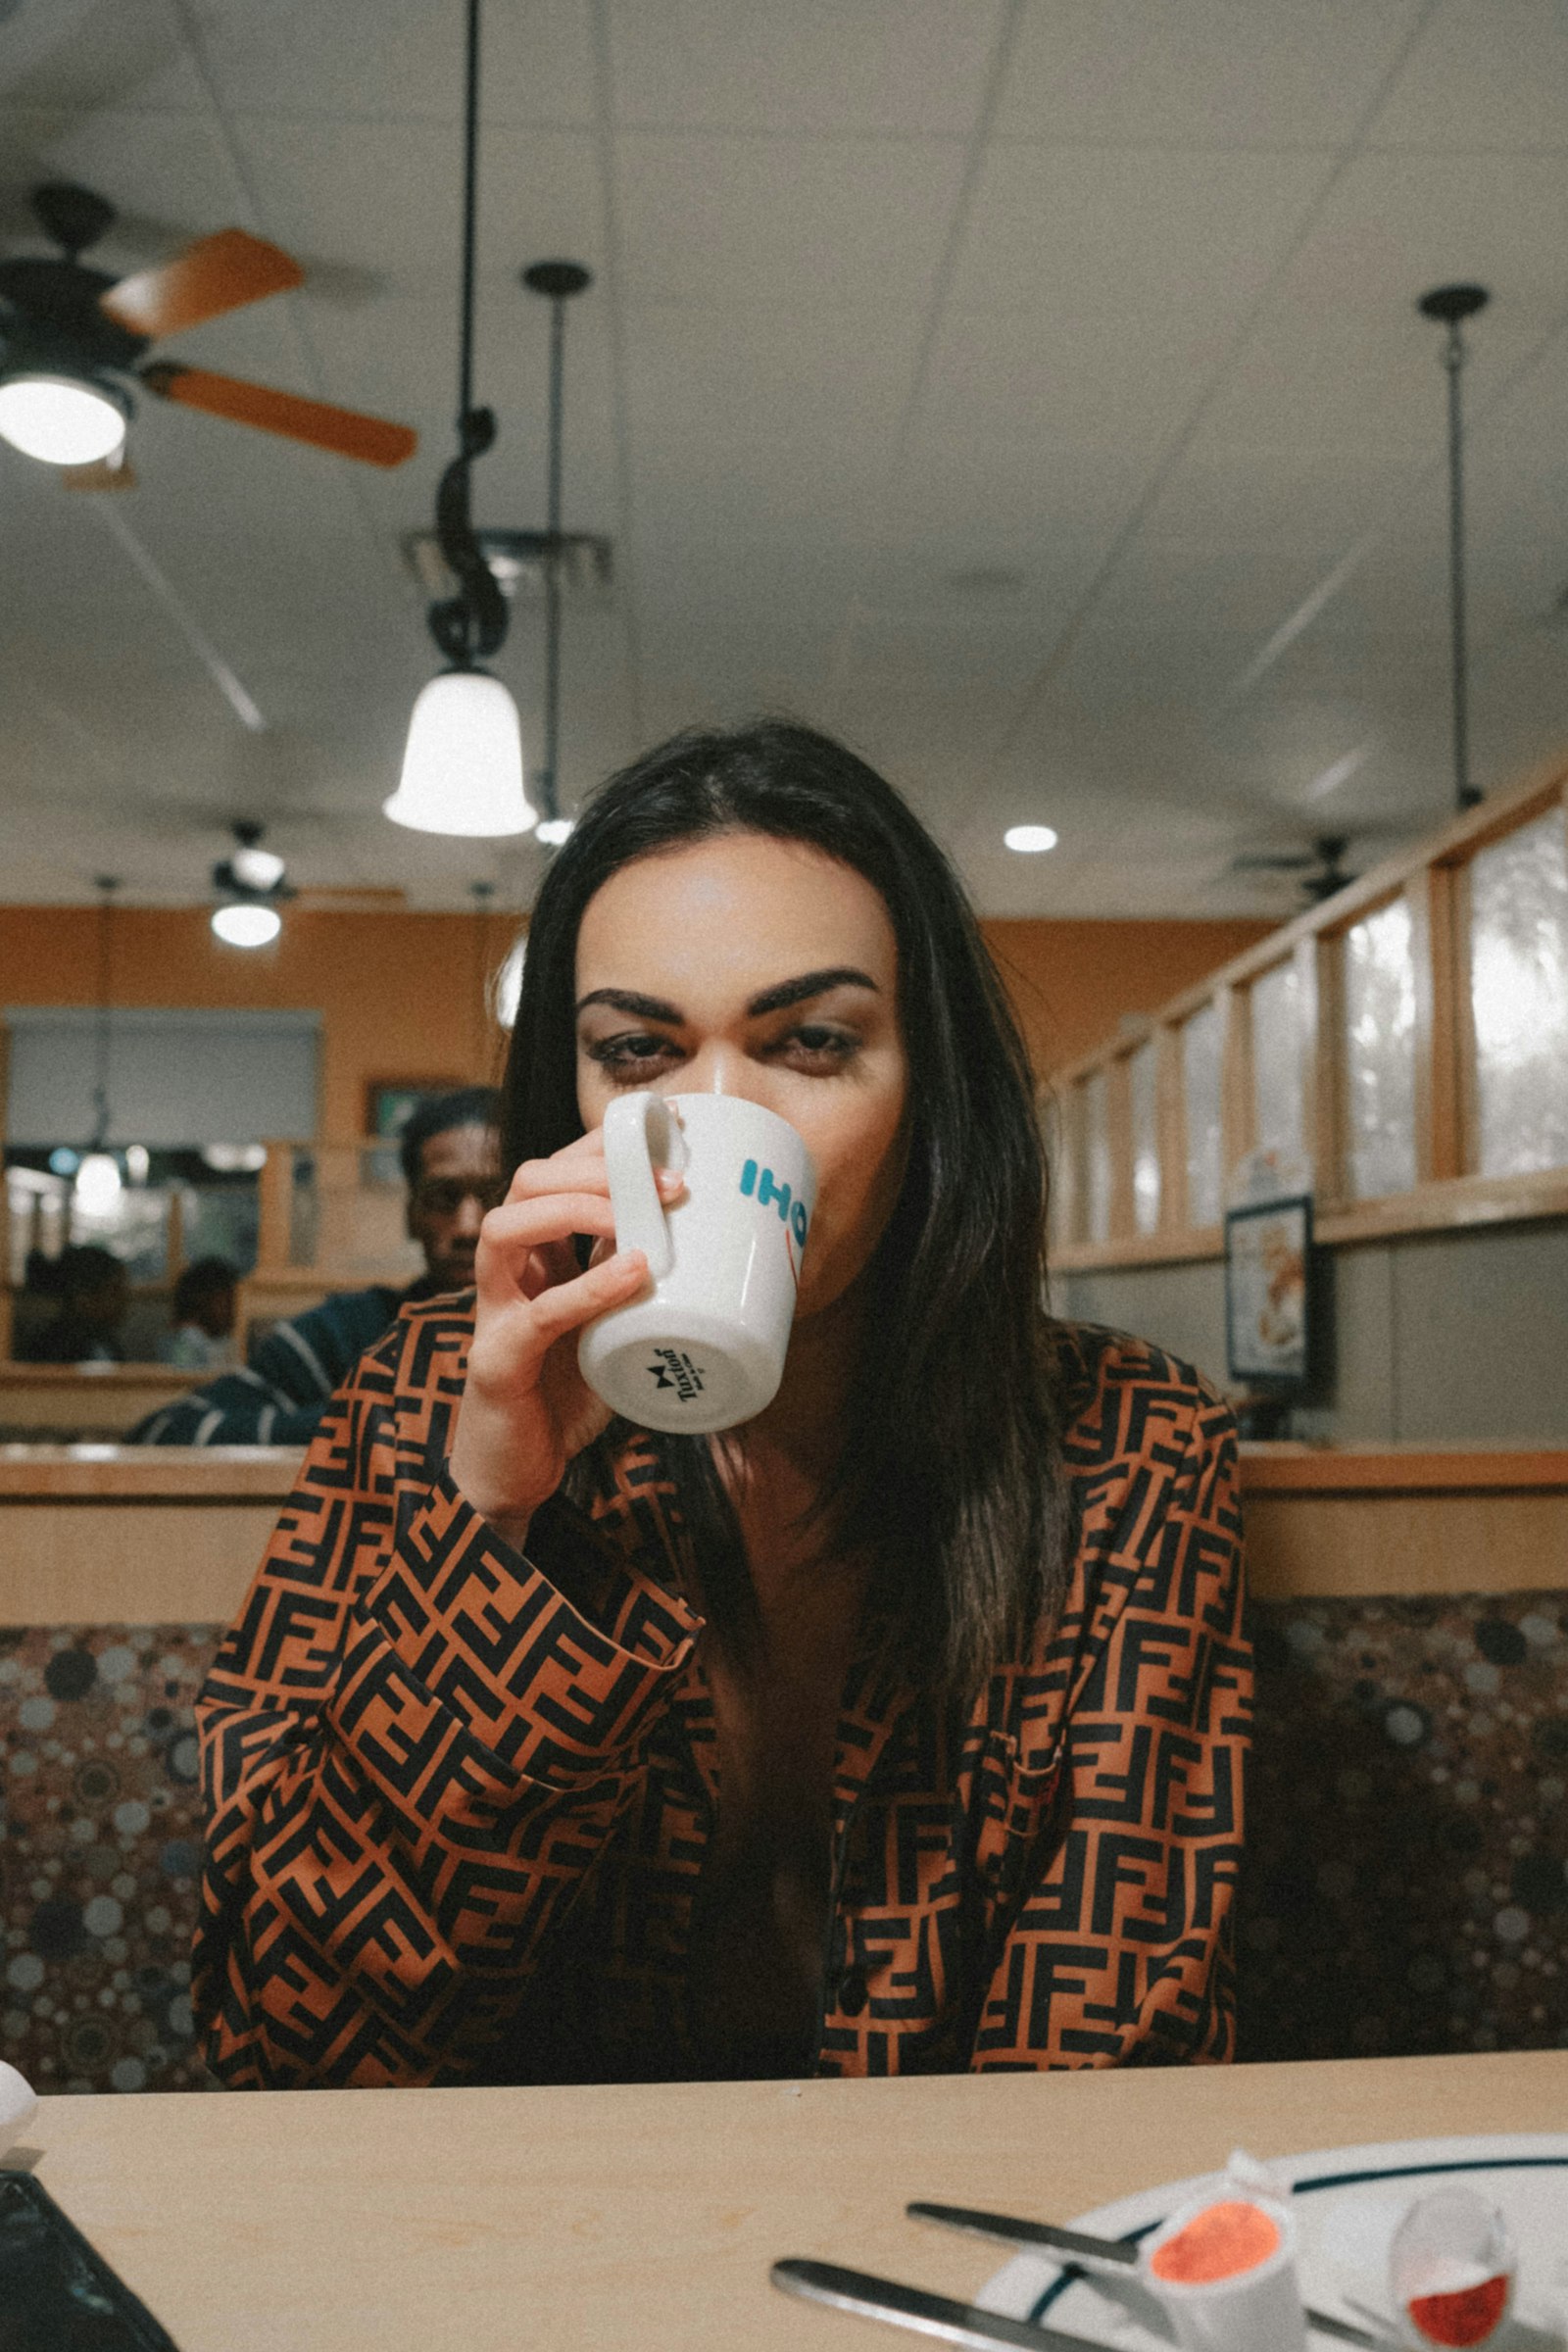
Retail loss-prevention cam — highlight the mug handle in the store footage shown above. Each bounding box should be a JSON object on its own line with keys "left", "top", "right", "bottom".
{"left": 600, "top": 1094, "right": 686, "bottom": 1282}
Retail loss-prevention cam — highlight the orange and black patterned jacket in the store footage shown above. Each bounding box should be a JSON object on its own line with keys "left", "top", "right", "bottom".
{"left": 195, "top": 1305, "right": 1250, "bottom": 2086}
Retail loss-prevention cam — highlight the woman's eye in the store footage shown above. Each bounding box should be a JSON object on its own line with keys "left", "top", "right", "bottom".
{"left": 586, "top": 1033, "right": 681, "bottom": 1080}
{"left": 780, "top": 1026, "right": 858, "bottom": 1068}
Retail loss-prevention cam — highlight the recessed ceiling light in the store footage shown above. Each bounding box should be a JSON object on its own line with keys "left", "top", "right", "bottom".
{"left": 212, "top": 904, "right": 281, "bottom": 949}
{"left": 1004, "top": 824, "right": 1058, "bottom": 855}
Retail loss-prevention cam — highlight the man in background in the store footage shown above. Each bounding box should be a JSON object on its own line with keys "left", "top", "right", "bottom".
{"left": 158, "top": 1254, "right": 239, "bottom": 1369}
{"left": 131, "top": 1088, "right": 502, "bottom": 1446}
{"left": 26, "top": 1244, "right": 130, "bottom": 1364}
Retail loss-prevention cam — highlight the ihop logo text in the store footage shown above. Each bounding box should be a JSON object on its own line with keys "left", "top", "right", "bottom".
{"left": 739, "top": 1158, "right": 808, "bottom": 1249}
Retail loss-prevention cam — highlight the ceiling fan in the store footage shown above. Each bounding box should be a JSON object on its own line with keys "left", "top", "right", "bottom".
{"left": 1232, "top": 833, "right": 1359, "bottom": 904}
{"left": 0, "top": 180, "right": 416, "bottom": 486}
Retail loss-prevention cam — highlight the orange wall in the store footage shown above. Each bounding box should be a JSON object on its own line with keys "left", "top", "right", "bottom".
{"left": 0, "top": 905, "right": 519, "bottom": 1144}
{"left": 0, "top": 905, "right": 1276, "bottom": 1138}
{"left": 982, "top": 917, "right": 1276, "bottom": 1078}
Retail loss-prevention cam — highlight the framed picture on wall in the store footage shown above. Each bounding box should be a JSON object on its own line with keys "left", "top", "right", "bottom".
{"left": 1224, "top": 1193, "right": 1312, "bottom": 1389}
{"left": 366, "top": 1080, "right": 466, "bottom": 1145}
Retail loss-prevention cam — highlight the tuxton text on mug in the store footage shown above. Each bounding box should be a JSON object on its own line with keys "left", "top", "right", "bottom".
{"left": 577, "top": 1093, "right": 818, "bottom": 1435}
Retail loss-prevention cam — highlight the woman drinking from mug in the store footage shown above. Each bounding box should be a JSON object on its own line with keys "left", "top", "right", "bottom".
{"left": 196, "top": 721, "right": 1250, "bottom": 2088}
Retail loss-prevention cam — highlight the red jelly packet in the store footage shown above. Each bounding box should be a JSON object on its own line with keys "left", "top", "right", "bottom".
{"left": 1406, "top": 2273, "right": 1510, "bottom": 2348}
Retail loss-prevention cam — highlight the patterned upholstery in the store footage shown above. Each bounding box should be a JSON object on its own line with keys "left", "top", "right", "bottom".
{"left": 0, "top": 1625, "right": 215, "bottom": 2093}
{"left": 4, "top": 1590, "right": 1563, "bottom": 2090}
{"left": 1240, "top": 1592, "right": 1568, "bottom": 2061}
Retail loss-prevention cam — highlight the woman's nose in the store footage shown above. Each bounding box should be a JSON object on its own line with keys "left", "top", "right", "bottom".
{"left": 677, "top": 1045, "right": 769, "bottom": 1105}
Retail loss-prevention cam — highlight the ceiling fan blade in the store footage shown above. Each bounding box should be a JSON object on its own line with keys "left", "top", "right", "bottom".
{"left": 99, "top": 227, "right": 304, "bottom": 339}
{"left": 61, "top": 453, "right": 138, "bottom": 492}
{"left": 141, "top": 363, "right": 417, "bottom": 466}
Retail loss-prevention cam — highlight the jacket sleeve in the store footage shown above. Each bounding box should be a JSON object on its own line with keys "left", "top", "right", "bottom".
{"left": 193, "top": 1347, "right": 701, "bottom": 2087}
{"left": 970, "top": 1386, "right": 1250, "bottom": 2069}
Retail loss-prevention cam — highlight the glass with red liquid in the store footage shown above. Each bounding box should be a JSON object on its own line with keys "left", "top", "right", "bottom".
{"left": 1389, "top": 2185, "right": 1514, "bottom": 2349}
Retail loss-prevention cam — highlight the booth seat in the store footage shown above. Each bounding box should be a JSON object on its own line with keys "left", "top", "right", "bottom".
{"left": 0, "top": 1622, "right": 211, "bottom": 2091}
{"left": 1240, "top": 1588, "right": 1568, "bottom": 2062}
{"left": 3, "top": 1593, "right": 1567, "bottom": 2093}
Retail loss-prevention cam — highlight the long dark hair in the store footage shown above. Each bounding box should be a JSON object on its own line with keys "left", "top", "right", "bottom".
{"left": 502, "top": 720, "right": 1069, "bottom": 1695}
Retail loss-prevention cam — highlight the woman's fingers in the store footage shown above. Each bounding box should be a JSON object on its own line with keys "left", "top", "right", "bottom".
{"left": 469, "top": 1249, "right": 648, "bottom": 1378}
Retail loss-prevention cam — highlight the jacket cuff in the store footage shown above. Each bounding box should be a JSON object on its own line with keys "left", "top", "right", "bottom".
{"left": 361, "top": 1468, "right": 702, "bottom": 1778}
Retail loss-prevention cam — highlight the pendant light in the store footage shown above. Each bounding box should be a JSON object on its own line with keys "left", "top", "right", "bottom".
{"left": 385, "top": 0, "right": 535, "bottom": 839}
{"left": 1417, "top": 282, "right": 1490, "bottom": 813}
{"left": 522, "top": 260, "right": 592, "bottom": 845}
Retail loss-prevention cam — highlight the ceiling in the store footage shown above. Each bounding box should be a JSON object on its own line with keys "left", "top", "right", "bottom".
{"left": 2, "top": 0, "right": 1567, "bottom": 918}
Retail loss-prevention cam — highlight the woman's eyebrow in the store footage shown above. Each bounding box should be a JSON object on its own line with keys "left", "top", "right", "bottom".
{"left": 576, "top": 987, "right": 684, "bottom": 1021}
{"left": 575, "top": 967, "right": 879, "bottom": 1024}
{"left": 746, "top": 966, "right": 879, "bottom": 1017}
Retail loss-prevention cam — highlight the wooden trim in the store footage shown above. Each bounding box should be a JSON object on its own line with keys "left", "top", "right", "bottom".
{"left": 1154, "top": 1022, "right": 1185, "bottom": 1239}
{"left": 1056, "top": 1162, "right": 1568, "bottom": 1268}
{"left": 1245, "top": 1491, "right": 1568, "bottom": 1597}
{"left": 1307, "top": 930, "right": 1344, "bottom": 1208}
{"left": 1317, "top": 1162, "right": 1568, "bottom": 1243}
{"left": 1417, "top": 861, "right": 1464, "bottom": 1182}
{"left": 1053, "top": 1227, "right": 1223, "bottom": 1272}
{"left": 0, "top": 1444, "right": 301, "bottom": 1498}
{"left": 1217, "top": 982, "right": 1250, "bottom": 1200}
{"left": 1241, "top": 1444, "right": 1568, "bottom": 1493}
{"left": 1106, "top": 1051, "right": 1135, "bottom": 1242}
{"left": 0, "top": 1362, "right": 204, "bottom": 1391}
{"left": 1050, "top": 757, "right": 1568, "bottom": 1089}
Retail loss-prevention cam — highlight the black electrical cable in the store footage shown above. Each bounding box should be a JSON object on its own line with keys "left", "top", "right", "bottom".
{"left": 541, "top": 291, "right": 566, "bottom": 822}
{"left": 457, "top": 0, "right": 480, "bottom": 431}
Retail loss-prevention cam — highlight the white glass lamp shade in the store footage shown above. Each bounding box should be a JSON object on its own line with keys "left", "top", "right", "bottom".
{"left": 1004, "top": 823, "right": 1058, "bottom": 854}
{"left": 212, "top": 903, "right": 282, "bottom": 949}
{"left": 0, "top": 373, "right": 128, "bottom": 466}
{"left": 384, "top": 668, "right": 537, "bottom": 838}
{"left": 74, "top": 1152, "right": 122, "bottom": 1211}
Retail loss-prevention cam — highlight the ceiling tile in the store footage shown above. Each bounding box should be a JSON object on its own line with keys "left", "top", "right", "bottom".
{"left": 194, "top": 0, "right": 596, "bottom": 125}
{"left": 609, "top": 0, "right": 1004, "bottom": 135}
{"left": 227, "top": 116, "right": 605, "bottom": 293}
{"left": 1368, "top": 0, "right": 1568, "bottom": 151}
{"left": 0, "top": 0, "right": 204, "bottom": 114}
{"left": 945, "top": 142, "right": 1336, "bottom": 324}
{"left": 614, "top": 131, "right": 967, "bottom": 308}
{"left": 911, "top": 303, "right": 1233, "bottom": 454}
{"left": 997, "top": 0, "right": 1426, "bottom": 147}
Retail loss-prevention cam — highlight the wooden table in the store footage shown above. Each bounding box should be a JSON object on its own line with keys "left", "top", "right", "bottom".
{"left": 17, "top": 2052, "right": 1566, "bottom": 2350}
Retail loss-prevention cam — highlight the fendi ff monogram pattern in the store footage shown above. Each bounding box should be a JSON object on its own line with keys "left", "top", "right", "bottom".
{"left": 195, "top": 1308, "right": 1250, "bottom": 2086}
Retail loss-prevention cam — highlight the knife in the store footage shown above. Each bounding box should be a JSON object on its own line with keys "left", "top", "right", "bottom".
{"left": 906, "top": 2201, "right": 1391, "bottom": 2350}
{"left": 771, "top": 2257, "right": 1115, "bottom": 2352}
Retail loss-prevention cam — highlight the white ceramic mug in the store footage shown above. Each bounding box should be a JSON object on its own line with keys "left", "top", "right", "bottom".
{"left": 577, "top": 1092, "right": 817, "bottom": 1434}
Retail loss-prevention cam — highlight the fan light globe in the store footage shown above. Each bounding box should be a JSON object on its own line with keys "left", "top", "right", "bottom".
{"left": 212, "top": 903, "right": 282, "bottom": 949}
{"left": 0, "top": 373, "right": 127, "bottom": 466}
{"left": 535, "top": 816, "right": 575, "bottom": 848}
{"left": 230, "top": 843, "right": 285, "bottom": 892}
{"left": 1004, "top": 823, "right": 1058, "bottom": 855}
{"left": 384, "top": 669, "right": 537, "bottom": 838}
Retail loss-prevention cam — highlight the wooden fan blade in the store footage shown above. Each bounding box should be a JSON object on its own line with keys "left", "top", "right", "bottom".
{"left": 141, "top": 364, "right": 417, "bottom": 466}
{"left": 100, "top": 228, "right": 304, "bottom": 339}
{"left": 61, "top": 453, "right": 138, "bottom": 492}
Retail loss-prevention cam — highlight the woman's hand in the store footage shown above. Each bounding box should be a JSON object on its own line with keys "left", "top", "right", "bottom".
{"left": 448, "top": 1131, "right": 680, "bottom": 1549}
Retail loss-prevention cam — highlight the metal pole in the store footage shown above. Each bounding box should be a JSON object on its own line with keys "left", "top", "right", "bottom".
{"left": 521, "top": 261, "right": 591, "bottom": 834}
{"left": 541, "top": 292, "right": 566, "bottom": 824}
{"left": 1442, "top": 319, "right": 1476, "bottom": 810}
{"left": 1418, "top": 282, "right": 1489, "bottom": 813}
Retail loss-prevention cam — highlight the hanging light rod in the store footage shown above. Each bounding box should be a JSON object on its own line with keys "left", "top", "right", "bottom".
{"left": 386, "top": 0, "right": 535, "bottom": 840}
{"left": 1417, "top": 280, "right": 1490, "bottom": 814}
{"left": 522, "top": 258, "right": 592, "bottom": 840}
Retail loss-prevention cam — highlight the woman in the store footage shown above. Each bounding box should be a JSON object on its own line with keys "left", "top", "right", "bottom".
{"left": 196, "top": 721, "right": 1250, "bottom": 2088}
